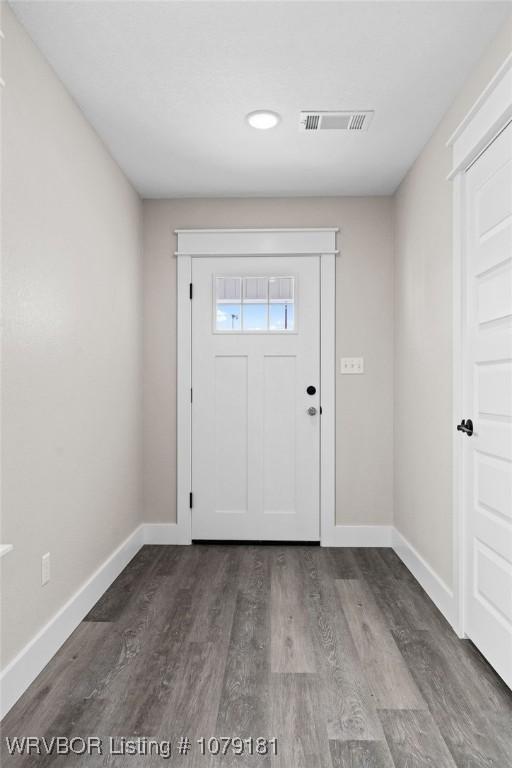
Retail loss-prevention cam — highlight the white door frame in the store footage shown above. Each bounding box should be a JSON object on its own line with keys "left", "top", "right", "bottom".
{"left": 447, "top": 53, "right": 512, "bottom": 637}
{"left": 175, "top": 228, "right": 338, "bottom": 545}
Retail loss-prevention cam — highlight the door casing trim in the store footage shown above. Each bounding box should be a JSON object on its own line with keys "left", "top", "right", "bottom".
{"left": 175, "top": 228, "right": 338, "bottom": 545}
{"left": 447, "top": 52, "right": 512, "bottom": 638}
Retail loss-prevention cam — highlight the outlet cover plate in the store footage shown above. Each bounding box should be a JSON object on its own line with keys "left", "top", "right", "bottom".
{"left": 340, "top": 357, "right": 364, "bottom": 374}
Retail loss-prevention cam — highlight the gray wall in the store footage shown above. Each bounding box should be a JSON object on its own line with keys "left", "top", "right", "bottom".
{"left": 1, "top": 4, "right": 142, "bottom": 667}
{"left": 394, "top": 16, "right": 512, "bottom": 587}
{"left": 143, "top": 197, "right": 395, "bottom": 528}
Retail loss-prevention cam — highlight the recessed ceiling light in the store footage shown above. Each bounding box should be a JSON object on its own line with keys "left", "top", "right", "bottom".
{"left": 246, "top": 110, "right": 281, "bottom": 130}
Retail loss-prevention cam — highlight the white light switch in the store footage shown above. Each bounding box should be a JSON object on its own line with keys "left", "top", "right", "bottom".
{"left": 340, "top": 357, "right": 364, "bottom": 374}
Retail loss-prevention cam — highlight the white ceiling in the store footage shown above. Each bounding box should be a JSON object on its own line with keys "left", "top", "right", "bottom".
{"left": 10, "top": 1, "right": 512, "bottom": 198}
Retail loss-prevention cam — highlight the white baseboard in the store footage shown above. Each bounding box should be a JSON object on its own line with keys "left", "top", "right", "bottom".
{"left": 392, "top": 527, "right": 458, "bottom": 631}
{"left": 322, "top": 524, "right": 393, "bottom": 547}
{"left": 0, "top": 522, "right": 192, "bottom": 718}
{"left": 0, "top": 525, "right": 145, "bottom": 720}
{"left": 143, "top": 523, "right": 190, "bottom": 545}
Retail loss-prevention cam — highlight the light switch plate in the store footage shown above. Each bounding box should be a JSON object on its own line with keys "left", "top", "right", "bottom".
{"left": 340, "top": 357, "right": 364, "bottom": 374}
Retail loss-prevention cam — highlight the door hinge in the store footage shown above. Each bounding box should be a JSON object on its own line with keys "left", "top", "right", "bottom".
{"left": 190, "top": 387, "right": 193, "bottom": 403}
{"left": 189, "top": 492, "right": 193, "bottom": 508}
{"left": 189, "top": 283, "right": 193, "bottom": 299}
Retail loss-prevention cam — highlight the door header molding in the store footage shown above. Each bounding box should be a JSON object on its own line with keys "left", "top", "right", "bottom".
{"left": 174, "top": 227, "right": 338, "bottom": 257}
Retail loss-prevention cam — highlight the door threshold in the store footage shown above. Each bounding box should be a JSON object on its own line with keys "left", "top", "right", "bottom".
{"left": 192, "top": 539, "right": 321, "bottom": 546}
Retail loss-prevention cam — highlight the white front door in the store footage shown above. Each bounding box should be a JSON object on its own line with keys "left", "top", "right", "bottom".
{"left": 191, "top": 255, "right": 320, "bottom": 540}
{"left": 463, "top": 121, "right": 512, "bottom": 688}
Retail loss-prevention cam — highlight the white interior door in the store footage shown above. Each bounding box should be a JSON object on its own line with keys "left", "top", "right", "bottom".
{"left": 191, "top": 255, "right": 320, "bottom": 540}
{"left": 463, "top": 121, "right": 512, "bottom": 688}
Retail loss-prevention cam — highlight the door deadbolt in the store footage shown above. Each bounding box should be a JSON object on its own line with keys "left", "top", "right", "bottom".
{"left": 456, "top": 418, "right": 474, "bottom": 436}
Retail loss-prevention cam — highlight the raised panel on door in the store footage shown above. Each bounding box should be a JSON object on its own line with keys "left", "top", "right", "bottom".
{"left": 262, "top": 355, "right": 296, "bottom": 514}
{"left": 476, "top": 156, "right": 512, "bottom": 235}
{"left": 476, "top": 361, "right": 512, "bottom": 416}
{"left": 476, "top": 453, "right": 512, "bottom": 521}
{"left": 475, "top": 224, "right": 512, "bottom": 274}
{"left": 214, "top": 355, "right": 248, "bottom": 514}
{"left": 475, "top": 542, "right": 512, "bottom": 629}
{"left": 477, "top": 262, "right": 512, "bottom": 324}
{"left": 464, "top": 121, "right": 512, "bottom": 688}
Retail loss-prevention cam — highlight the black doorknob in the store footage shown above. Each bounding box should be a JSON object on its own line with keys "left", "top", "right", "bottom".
{"left": 457, "top": 419, "right": 474, "bottom": 436}
{"left": 307, "top": 385, "right": 316, "bottom": 396}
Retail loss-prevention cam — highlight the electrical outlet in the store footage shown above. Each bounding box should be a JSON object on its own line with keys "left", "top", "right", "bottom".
{"left": 41, "top": 552, "right": 50, "bottom": 586}
{"left": 340, "top": 357, "right": 364, "bottom": 374}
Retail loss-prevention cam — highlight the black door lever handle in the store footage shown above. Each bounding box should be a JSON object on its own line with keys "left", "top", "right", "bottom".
{"left": 457, "top": 419, "right": 474, "bottom": 436}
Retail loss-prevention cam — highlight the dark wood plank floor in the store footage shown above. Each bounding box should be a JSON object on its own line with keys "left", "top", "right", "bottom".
{"left": 2, "top": 546, "right": 512, "bottom": 767}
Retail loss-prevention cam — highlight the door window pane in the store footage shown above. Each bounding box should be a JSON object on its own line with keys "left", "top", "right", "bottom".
{"left": 269, "top": 303, "right": 295, "bottom": 330}
{"left": 216, "top": 277, "right": 241, "bottom": 302}
{"left": 244, "top": 277, "right": 268, "bottom": 302}
{"left": 243, "top": 304, "right": 268, "bottom": 330}
{"left": 216, "top": 303, "right": 241, "bottom": 331}
{"left": 269, "top": 276, "right": 294, "bottom": 302}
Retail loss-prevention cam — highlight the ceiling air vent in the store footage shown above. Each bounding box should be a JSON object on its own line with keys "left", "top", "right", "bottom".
{"left": 299, "top": 110, "right": 374, "bottom": 132}
{"left": 305, "top": 114, "right": 320, "bottom": 131}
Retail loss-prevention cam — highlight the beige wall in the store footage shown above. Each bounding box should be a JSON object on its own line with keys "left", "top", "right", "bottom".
{"left": 5, "top": 0, "right": 509, "bottom": 676}
{"left": 143, "top": 197, "right": 394, "bottom": 527}
{"left": 1, "top": 5, "right": 142, "bottom": 667}
{"left": 394, "top": 17, "right": 512, "bottom": 587}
